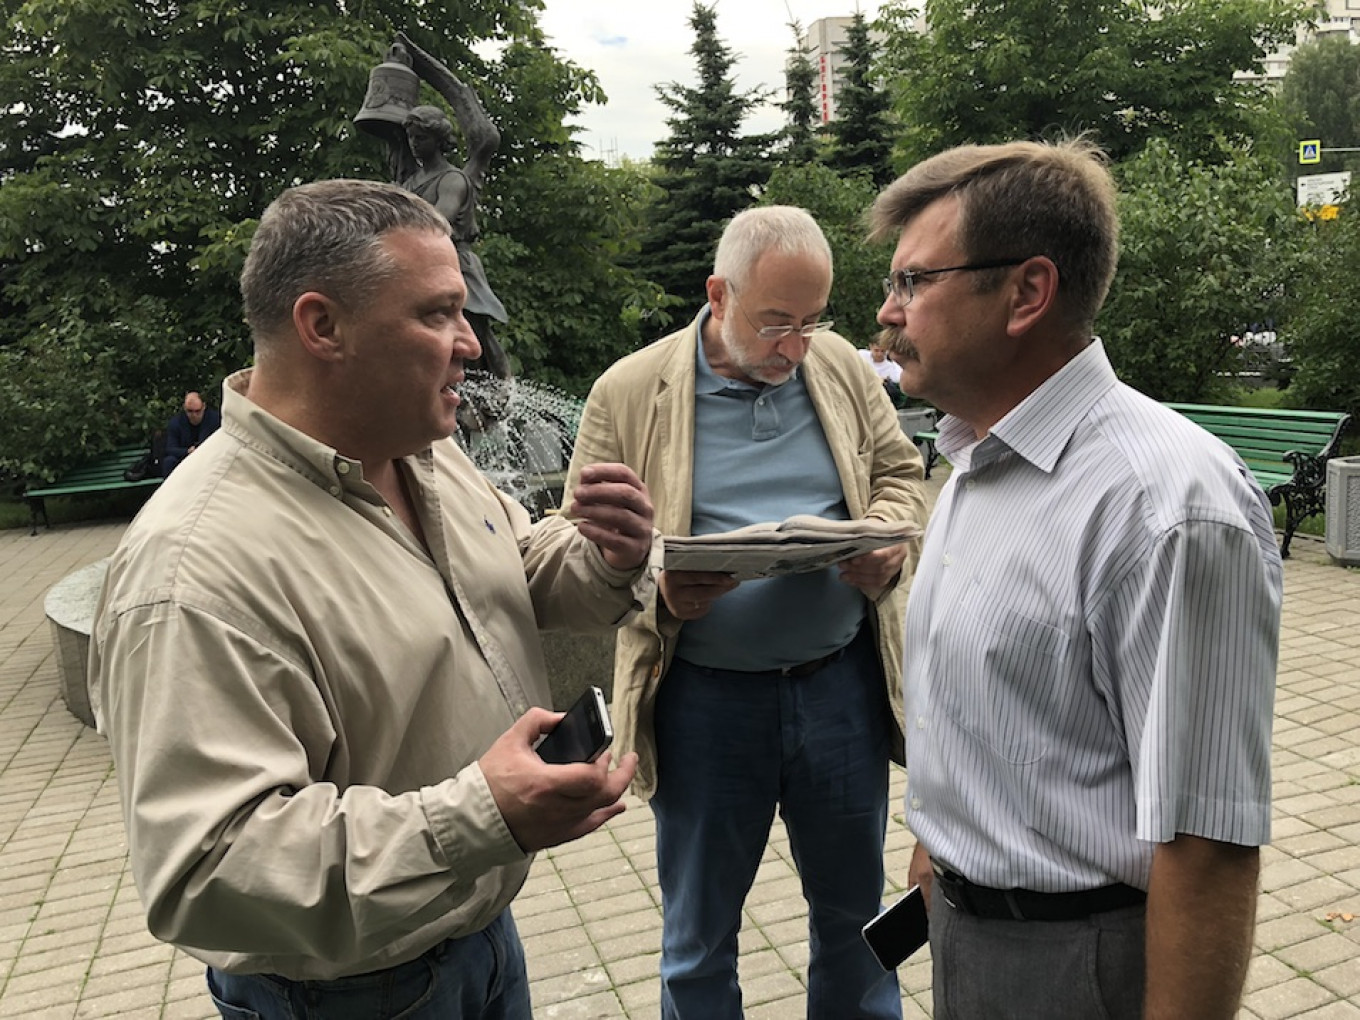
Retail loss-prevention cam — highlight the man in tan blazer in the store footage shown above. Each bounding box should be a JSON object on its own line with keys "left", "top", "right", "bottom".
{"left": 566, "top": 206, "right": 927, "bottom": 1019}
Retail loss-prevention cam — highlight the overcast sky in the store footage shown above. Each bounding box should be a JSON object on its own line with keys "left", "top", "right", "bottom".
{"left": 536, "top": 1, "right": 889, "bottom": 162}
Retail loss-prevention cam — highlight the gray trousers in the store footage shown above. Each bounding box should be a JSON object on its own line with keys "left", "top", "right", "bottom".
{"left": 929, "top": 880, "right": 1146, "bottom": 1019}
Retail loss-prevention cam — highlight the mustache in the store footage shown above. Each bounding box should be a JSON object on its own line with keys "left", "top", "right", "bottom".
{"left": 877, "top": 325, "right": 914, "bottom": 357}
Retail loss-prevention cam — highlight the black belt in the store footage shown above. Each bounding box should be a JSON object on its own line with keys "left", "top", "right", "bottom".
{"left": 676, "top": 644, "right": 850, "bottom": 679}
{"left": 933, "top": 865, "right": 1146, "bottom": 922}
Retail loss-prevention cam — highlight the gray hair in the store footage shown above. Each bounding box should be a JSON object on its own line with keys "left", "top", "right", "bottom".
{"left": 869, "top": 138, "right": 1119, "bottom": 335}
{"left": 713, "top": 206, "right": 833, "bottom": 291}
{"left": 240, "top": 178, "right": 450, "bottom": 346}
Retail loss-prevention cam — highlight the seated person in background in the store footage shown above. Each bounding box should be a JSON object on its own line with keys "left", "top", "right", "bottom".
{"left": 859, "top": 342, "right": 902, "bottom": 385}
{"left": 859, "top": 342, "right": 908, "bottom": 407}
{"left": 162, "top": 391, "right": 221, "bottom": 476}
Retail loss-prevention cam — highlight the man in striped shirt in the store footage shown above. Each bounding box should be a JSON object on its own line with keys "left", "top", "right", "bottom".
{"left": 871, "top": 139, "right": 1283, "bottom": 1018}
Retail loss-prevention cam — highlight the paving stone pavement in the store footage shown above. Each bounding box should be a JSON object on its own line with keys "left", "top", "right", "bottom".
{"left": 1, "top": 473, "right": 1358, "bottom": 1018}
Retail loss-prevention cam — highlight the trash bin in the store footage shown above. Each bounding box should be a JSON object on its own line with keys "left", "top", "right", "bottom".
{"left": 897, "top": 407, "right": 936, "bottom": 439}
{"left": 1326, "top": 456, "right": 1360, "bottom": 566}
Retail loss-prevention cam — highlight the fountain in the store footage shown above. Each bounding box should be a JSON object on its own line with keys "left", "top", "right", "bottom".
{"left": 454, "top": 371, "right": 584, "bottom": 519}
{"left": 452, "top": 372, "right": 619, "bottom": 706}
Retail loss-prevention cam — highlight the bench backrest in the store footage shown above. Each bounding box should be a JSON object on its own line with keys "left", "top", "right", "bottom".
{"left": 1164, "top": 404, "right": 1350, "bottom": 481}
{"left": 25, "top": 445, "right": 160, "bottom": 497}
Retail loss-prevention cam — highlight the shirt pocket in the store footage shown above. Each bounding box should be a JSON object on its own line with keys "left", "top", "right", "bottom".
{"left": 933, "top": 586, "right": 1074, "bottom": 765}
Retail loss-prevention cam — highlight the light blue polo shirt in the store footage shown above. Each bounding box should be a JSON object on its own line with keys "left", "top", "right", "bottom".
{"left": 674, "top": 307, "right": 866, "bottom": 671}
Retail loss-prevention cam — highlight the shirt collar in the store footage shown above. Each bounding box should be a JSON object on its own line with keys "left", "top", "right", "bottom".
{"left": 937, "top": 339, "right": 1120, "bottom": 473}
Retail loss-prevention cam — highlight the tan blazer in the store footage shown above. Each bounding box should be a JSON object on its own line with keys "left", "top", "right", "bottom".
{"left": 566, "top": 315, "right": 928, "bottom": 798}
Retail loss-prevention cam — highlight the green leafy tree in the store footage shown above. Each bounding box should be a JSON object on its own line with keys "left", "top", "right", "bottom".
{"left": 1279, "top": 34, "right": 1360, "bottom": 176}
{"left": 1099, "top": 139, "right": 1308, "bottom": 402}
{"left": 472, "top": 39, "right": 671, "bottom": 395}
{"left": 826, "top": 11, "right": 893, "bottom": 185}
{"left": 877, "top": 0, "right": 1310, "bottom": 167}
{"left": 1288, "top": 197, "right": 1360, "bottom": 419}
{"left": 759, "top": 164, "right": 888, "bottom": 347}
{"left": 780, "top": 20, "right": 822, "bottom": 166}
{"left": 638, "top": 2, "right": 774, "bottom": 312}
{"left": 0, "top": 0, "right": 660, "bottom": 479}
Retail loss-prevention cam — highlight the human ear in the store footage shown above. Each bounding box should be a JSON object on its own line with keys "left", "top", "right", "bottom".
{"left": 1005, "top": 256, "right": 1060, "bottom": 337}
{"left": 292, "top": 292, "right": 345, "bottom": 362}
{"left": 705, "top": 275, "right": 730, "bottom": 321}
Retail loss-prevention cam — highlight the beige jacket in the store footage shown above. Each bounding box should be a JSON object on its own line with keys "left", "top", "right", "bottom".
{"left": 565, "top": 316, "right": 927, "bottom": 798}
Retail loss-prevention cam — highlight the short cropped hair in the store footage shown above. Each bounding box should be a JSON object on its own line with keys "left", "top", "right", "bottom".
{"left": 869, "top": 138, "right": 1119, "bottom": 334}
{"left": 240, "top": 179, "right": 449, "bottom": 345}
{"left": 404, "top": 105, "right": 456, "bottom": 148}
{"left": 713, "top": 206, "right": 833, "bottom": 292}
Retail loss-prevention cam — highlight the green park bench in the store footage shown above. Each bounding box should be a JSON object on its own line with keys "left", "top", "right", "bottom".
{"left": 23, "top": 445, "right": 161, "bottom": 536}
{"left": 914, "top": 429, "right": 940, "bottom": 479}
{"left": 1165, "top": 403, "right": 1353, "bottom": 558}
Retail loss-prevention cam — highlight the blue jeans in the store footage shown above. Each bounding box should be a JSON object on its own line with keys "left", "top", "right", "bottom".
{"left": 652, "top": 626, "right": 901, "bottom": 1020}
{"left": 206, "top": 910, "right": 531, "bottom": 1020}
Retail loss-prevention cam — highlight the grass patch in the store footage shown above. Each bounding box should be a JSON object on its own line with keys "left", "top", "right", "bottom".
{"left": 1232, "top": 386, "right": 1287, "bottom": 409}
{"left": 1273, "top": 501, "right": 1325, "bottom": 539}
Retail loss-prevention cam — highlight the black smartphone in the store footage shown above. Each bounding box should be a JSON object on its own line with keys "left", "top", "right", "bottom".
{"left": 534, "top": 685, "right": 614, "bottom": 764}
{"left": 861, "top": 885, "right": 929, "bottom": 971}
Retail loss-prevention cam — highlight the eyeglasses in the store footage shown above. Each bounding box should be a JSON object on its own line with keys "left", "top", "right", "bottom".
{"left": 729, "top": 288, "right": 833, "bottom": 341}
{"left": 881, "top": 258, "right": 1029, "bottom": 308}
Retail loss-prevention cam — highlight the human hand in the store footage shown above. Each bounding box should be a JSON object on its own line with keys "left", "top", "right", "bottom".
{"left": 481, "top": 708, "right": 638, "bottom": 853}
{"left": 909, "top": 842, "right": 934, "bottom": 913}
{"left": 838, "top": 543, "right": 908, "bottom": 598}
{"left": 659, "top": 569, "right": 738, "bottom": 621}
{"left": 568, "top": 463, "right": 654, "bottom": 571}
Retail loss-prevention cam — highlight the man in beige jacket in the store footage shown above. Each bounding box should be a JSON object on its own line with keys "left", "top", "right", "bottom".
{"left": 566, "top": 206, "right": 927, "bottom": 1019}
{"left": 91, "top": 179, "right": 654, "bottom": 1019}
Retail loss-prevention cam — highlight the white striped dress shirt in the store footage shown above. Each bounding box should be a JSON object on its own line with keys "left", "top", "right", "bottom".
{"left": 903, "top": 341, "right": 1282, "bottom": 892}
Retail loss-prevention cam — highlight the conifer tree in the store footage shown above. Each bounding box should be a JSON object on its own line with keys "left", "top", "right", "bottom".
{"left": 638, "top": 3, "right": 773, "bottom": 311}
{"left": 780, "top": 20, "right": 822, "bottom": 166}
{"left": 827, "top": 11, "right": 894, "bottom": 184}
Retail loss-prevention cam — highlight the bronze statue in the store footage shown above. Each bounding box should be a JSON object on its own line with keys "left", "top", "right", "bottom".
{"left": 354, "top": 33, "right": 512, "bottom": 432}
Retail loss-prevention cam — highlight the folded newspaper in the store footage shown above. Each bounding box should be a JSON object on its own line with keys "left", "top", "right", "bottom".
{"left": 663, "top": 515, "right": 921, "bottom": 581}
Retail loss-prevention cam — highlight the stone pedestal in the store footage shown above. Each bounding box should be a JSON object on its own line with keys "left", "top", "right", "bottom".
{"left": 541, "top": 630, "right": 616, "bottom": 709}
{"left": 45, "top": 558, "right": 109, "bottom": 728}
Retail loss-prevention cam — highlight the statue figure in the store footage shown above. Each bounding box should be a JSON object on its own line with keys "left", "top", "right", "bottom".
{"left": 355, "top": 32, "right": 513, "bottom": 435}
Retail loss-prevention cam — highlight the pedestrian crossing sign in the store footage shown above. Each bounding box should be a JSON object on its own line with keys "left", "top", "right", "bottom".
{"left": 1299, "top": 140, "right": 1321, "bottom": 165}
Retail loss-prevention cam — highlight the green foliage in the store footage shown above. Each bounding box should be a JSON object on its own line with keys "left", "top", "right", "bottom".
{"left": 759, "top": 165, "right": 889, "bottom": 346}
{"left": 1279, "top": 34, "right": 1360, "bottom": 177}
{"left": 638, "top": 3, "right": 774, "bottom": 312}
{"left": 481, "top": 152, "right": 672, "bottom": 396}
{"left": 826, "top": 11, "right": 893, "bottom": 185}
{"left": 470, "top": 37, "right": 672, "bottom": 395}
{"left": 1099, "top": 139, "right": 1308, "bottom": 402}
{"left": 877, "top": 0, "right": 1310, "bottom": 167}
{"left": 0, "top": 0, "right": 661, "bottom": 476}
{"left": 779, "top": 21, "right": 822, "bottom": 167}
{"left": 1287, "top": 199, "right": 1360, "bottom": 419}
{"left": 0, "top": 288, "right": 198, "bottom": 481}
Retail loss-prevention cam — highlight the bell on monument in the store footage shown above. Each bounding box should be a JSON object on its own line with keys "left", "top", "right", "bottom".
{"left": 353, "top": 41, "right": 421, "bottom": 141}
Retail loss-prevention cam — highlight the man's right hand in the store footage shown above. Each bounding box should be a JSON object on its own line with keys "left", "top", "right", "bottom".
{"left": 910, "top": 841, "right": 934, "bottom": 911}
{"left": 480, "top": 708, "right": 638, "bottom": 853}
{"left": 659, "top": 569, "right": 739, "bottom": 621}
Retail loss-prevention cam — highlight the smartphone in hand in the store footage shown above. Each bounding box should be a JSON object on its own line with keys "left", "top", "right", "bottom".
{"left": 861, "top": 885, "right": 929, "bottom": 970}
{"left": 534, "top": 685, "right": 614, "bottom": 764}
